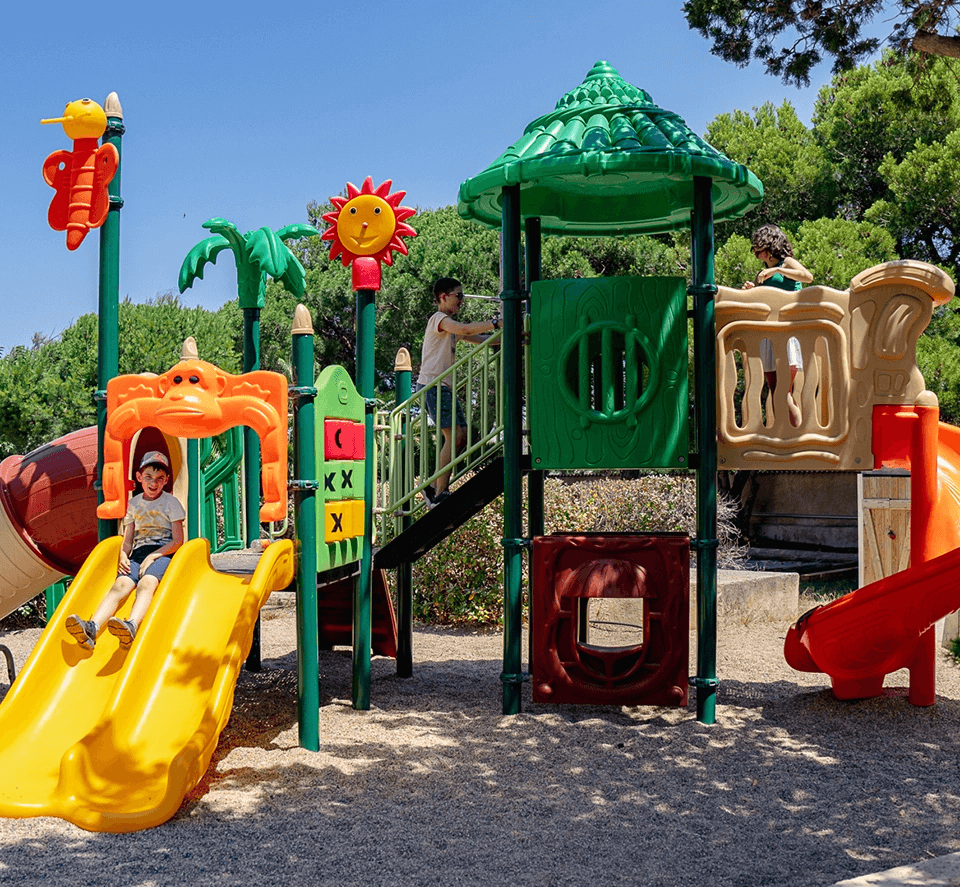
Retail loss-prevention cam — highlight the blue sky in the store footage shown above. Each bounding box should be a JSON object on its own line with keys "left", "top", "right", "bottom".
{"left": 2, "top": 1, "right": 891, "bottom": 355}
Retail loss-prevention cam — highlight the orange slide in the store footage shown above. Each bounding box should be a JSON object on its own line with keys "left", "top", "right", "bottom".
{"left": 0, "top": 536, "right": 293, "bottom": 831}
{"left": 785, "top": 409, "right": 960, "bottom": 704}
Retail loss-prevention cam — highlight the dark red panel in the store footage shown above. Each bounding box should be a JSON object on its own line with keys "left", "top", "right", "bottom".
{"left": 532, "top": 533, "right": 689, "bottom": 707}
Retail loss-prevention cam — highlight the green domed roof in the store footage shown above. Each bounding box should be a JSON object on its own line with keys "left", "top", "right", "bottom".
{"left": 457, "top": 61, "right": 763, "bottom": 236}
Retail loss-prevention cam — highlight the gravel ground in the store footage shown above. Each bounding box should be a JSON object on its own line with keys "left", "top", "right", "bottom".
{"left": 2, "top": 591, "right": 960, "bottom": 887}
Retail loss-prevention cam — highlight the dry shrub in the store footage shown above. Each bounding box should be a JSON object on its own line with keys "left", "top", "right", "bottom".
{"left": 412, "top": 474, "right": 745, "bottom": 626}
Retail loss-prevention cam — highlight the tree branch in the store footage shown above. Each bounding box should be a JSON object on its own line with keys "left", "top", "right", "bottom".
{"left": 913, "top": 29, "right": 960, "bottom": 58}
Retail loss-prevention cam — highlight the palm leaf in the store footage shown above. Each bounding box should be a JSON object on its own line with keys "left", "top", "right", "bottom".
{"left": 277, "top": 224, "right": 319, "bottom": 242}
{"left": 178, "top": 235, "right": 232, "bottom": 292}
{"left": 202, "top": 217, "right": 248, "bottom": 255}
{"left": 276, "top": 253, "right": 307, "bottom": 297}
{"left": 246, "top": 227, "right": 290, "bottom": 279}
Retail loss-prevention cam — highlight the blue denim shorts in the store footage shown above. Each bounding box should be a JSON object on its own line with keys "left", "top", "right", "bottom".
{"left": 123, "top": 545, "right": 171, "bottom": 583}
{"left": 419, "top": 384, "right": 466, "bottom": 429}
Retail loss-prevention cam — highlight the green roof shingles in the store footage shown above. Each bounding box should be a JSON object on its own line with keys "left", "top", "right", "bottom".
{"left": 458, "top": 61, "right": 762, "bottom": 235}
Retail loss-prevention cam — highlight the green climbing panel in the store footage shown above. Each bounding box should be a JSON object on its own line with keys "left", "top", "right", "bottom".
{"left": 530, "top": 276, "right": 688, "bottom": 470}
{"left": 315, "top": 364, "right": 365, "bottom": 573}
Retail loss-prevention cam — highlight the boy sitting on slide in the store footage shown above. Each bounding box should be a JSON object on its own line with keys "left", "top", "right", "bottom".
{"left": 66, "top": 451, "right": 184, "bottom": 650}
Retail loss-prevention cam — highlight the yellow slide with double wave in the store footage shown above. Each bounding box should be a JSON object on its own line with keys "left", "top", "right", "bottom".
{"left": 0, "top": 535, "right": 294, "bottom": 832}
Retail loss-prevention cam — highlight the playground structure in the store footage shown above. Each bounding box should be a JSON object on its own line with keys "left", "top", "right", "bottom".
{"left": 4, "top": 63, "right": 960, "bottom": 833}
{"left": 713, "top": 262, "right": 960, "bottom": 704}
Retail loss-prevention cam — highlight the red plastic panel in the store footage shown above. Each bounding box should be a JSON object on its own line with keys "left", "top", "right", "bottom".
{"left": 324, "top": 419, "right": 365, "bottom": 461}
{"left": 317, "top": 569, "right": 398, "bottom": 658}
{"left": 532, "top": 533, "right": 689, "bottom": 706}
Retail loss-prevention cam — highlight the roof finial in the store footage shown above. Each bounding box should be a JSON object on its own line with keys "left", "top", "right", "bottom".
{"left": 585, "top": 60, "right": 619, "bottom": 80}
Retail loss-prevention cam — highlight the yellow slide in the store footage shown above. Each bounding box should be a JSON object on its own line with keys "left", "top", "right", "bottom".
{"left": 0, "top": 536, "right": 294, "bottom": 832}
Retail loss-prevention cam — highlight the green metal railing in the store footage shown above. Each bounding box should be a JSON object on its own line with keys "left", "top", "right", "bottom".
{"left": 199, "top": 427, "right": 245, "bottom": 553}
{"left": 375, "top": 331, "right": 504, "bottom": 539}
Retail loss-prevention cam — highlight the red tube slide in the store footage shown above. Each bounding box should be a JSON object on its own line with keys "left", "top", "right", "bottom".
{"left": 0, "top": 427, "right": 99, "bottom": 620}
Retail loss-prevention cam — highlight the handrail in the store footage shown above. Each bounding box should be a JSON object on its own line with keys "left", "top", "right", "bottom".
{"left": 375, "top": 331, "right": 504, "bottom": 539}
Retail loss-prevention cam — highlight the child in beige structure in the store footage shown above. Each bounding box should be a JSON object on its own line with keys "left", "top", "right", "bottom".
{"left": 743, "top": 224, "right": 813, "bottom": 427}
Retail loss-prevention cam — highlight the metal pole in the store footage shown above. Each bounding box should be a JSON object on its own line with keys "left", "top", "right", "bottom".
{"left": 524, "top": 216, "right": 544, "bottom": 671}
{"left": 501, "top": 185, "right": 524, "bottom": 715}
{"left": 292, "top": 305, "right": 320, "bottom": 749}
{"left": 690, "top": 176, "right": 719, "bottom": 725}
{"left": 97, "top": 93, "right": 123, "bottom": 542}
{"left": 353, "top": 287, "right": 375, "bottom": 710}
{"left": 187, "top": 440, "right": 201, "bottom": 539}
{"left": 394, "top": 348, "right": 413, "bottom": 678}
{"left": 243, "top": 306, "right": 263, "bottom": 671}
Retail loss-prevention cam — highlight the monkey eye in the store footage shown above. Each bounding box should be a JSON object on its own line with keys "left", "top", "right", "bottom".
{"left": 189, "top": 375, "right": 199, "bottom": 384}
{"left": 173, "top": 375, "right": 183, "bottom": 384}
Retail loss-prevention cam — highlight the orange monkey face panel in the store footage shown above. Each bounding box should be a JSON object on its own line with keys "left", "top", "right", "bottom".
{"left": 98, "top": 360, "right": 288, "bottom": 523}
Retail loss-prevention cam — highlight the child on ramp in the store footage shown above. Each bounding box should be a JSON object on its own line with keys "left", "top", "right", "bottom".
{"left": 66, "top": 451, "right": 185, "bottom": 650}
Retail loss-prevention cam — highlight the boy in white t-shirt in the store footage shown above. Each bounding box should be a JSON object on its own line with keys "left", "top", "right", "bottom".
{"left": 416, "top": 277, "right": 500, "bottom": 505}
{"left": 66, "top": 451, "right": 185, "bottom": 650}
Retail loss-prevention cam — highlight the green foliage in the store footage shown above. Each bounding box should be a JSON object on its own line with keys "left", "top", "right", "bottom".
{"left": 715, "top": 233, "right": 764, "bottom": 288}
{"left": 812, "top": 53, "right": 960, "bottom": 221}
{"left": 866, "top": 129, "right": 960, "bottom": 273}
{"left": 412, "top": 475, "right": 744, "bottom": 626}
{"left": 0, "top": 293, "right": 239, "bottom": 459}
{"left": 412, "top": 505, "right": 504, "bottom": 625}
{"left": 541, "top": 233, "right": 688, "bottom": 281}
{"left": 707, "top": 102, "right": 835, "bottom": 237}
{"left": 794, "top": 218, "right": 897, "bottom": 287}
{"left": 917, "top": 334, "right": 960, "bottom": 425}
{"left": 950, "top": 635, "right": 960, "bottom": 664}
{"left": 683, "top": 0, "right": 960, "bottom": 86}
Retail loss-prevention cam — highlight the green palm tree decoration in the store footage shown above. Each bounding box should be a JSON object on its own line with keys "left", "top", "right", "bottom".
{"left": 178, "top": 217, "right": 318, "bottom": 308}
{"left": 177, "top": 217, "right": 319, "bottom": 624}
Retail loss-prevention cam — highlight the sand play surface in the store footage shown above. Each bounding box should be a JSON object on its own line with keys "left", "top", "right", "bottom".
{"left": 2, "top": 590, "right": 960, "bottom": 886}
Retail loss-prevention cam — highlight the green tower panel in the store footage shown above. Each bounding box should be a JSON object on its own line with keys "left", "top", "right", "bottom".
{"left": 530, "top": 276, "right": 688, "bottom": 470}
{"left": 315, "top": 364, "right": 364, "bottom": 572}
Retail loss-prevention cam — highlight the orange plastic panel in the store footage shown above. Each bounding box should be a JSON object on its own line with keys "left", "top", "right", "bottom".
{"left": 42, "top": 138, "right": 118, "bottom": 251}
{"left": 532, "top": 533, "right": 689, "bottom": 706}
{"left": 97, "top": 360, "right": 287, "bottom": 522}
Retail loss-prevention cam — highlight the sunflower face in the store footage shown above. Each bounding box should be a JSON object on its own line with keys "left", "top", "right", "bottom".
{"left": 339, "top": 194, "right": 397, "bottom": 256}
{"left": 321, "top": 177, "right": 417, "bottom": 270}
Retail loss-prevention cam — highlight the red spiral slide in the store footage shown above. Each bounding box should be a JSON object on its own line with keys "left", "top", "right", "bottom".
{"left": 785, "top": 405, "right": 960, "bottom": 704}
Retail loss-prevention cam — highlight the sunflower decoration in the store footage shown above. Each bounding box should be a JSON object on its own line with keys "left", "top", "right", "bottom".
{"left": 322, "top": 177, "right": 417, "bottom": 290}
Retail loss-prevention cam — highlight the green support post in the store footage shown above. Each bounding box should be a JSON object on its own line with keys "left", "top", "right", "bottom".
{"left": 394, "top": 349, "right": 413, "bottom": 678}
{"left": 44, "top": 580, "right": 68, "bottom": 619}
{"left": 354, "top": 287, "right": 375, "bottom": 710}
{"left": 187, "top": 440, "right": 201, "bottom": 540}
{"left": 292, "top": 305, "right": 320, "bottom": 751}
{"left": 690, "top": 175, "right": 719, "bottom": 725}
{"left": 96, "top": 93, "right": 123, "bottom": 543}
{"left": 243, "top": 307, "right": 263, "bottom": 672}
{"left": 524, "top": 216, "right": 544, "bottom": 670}
{"left": 501, "top": 185, "right": 525, "bottom": 715}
